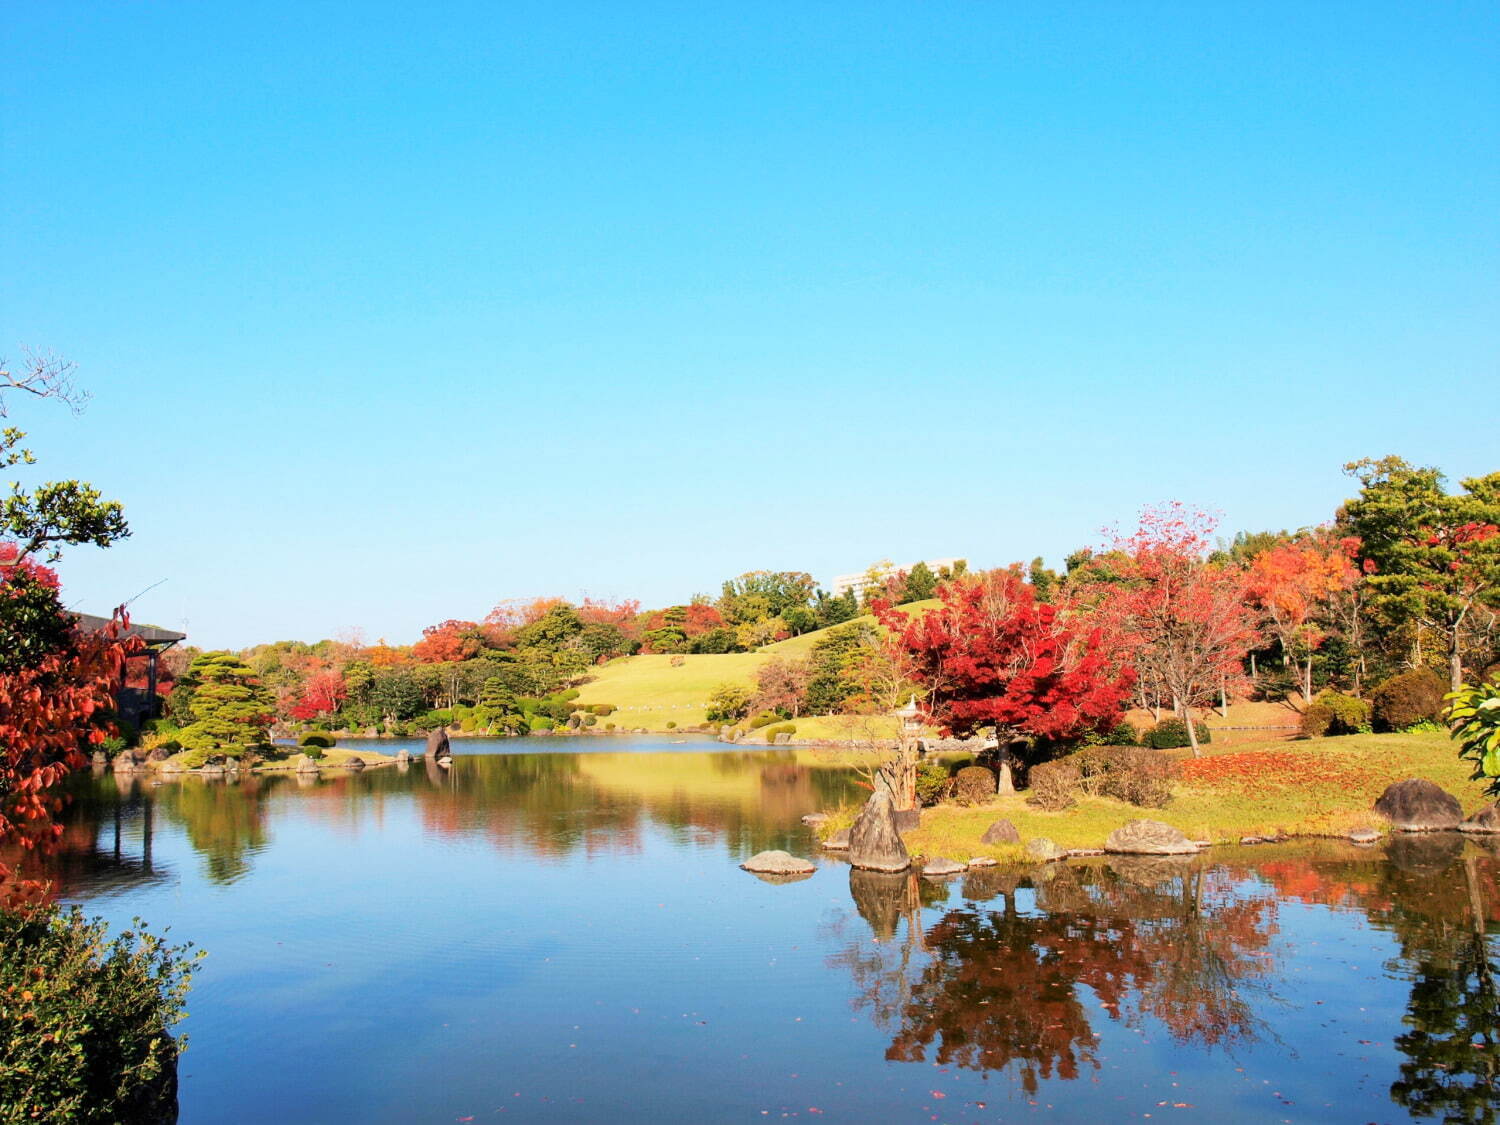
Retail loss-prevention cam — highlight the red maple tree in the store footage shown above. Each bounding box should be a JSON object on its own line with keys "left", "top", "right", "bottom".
{"left": 0, "top": 553, "right": 137, "bottom": 906}
{"left": 1090, "top": 504, "right": 1259, "bottom": 755}
{"left": 876, "top": 567, "right": 1134, "bottom": 792}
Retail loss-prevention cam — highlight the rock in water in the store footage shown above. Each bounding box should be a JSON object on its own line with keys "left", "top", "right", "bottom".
{"left": 1025, "top": 837, "right": 1064, "bottom": 862}
{"left": 967, "top": 856, "right": 998, "bottom": 868}
{"left": 848, "top": 792, "right": 912, "bottom": 872}
{"left": 1349, "top": 826, "right": 1381, "bottom": 845}
{"left": 740, "top": 850, "right": 816, "bottom": 875}
{"left": 425, "top": 728, "right": 451, "bottom": 759}
{"left": 395, "top": 749, "right": 412, "bottom": 764}
{"left": 822, "top": 828, "right": 851, "bottom": 851}
{"left": 147, "top": 746, "right": 173, "bottom": 762}
{"left": 1460, "top": 804, "right": 1500, "bottom": 834}
{"left": 344, "top": 756, "right": 366, "bottom": 770}
{"left": 294, "top": 754, "right": 320, "bottom": 774}
{"left": 801, "top": 813, "right": 829, "bottom": 826}
{"left": 1104, "top": 819, "right": 1198, "bottom": 855}
{"left": 922, "top": 857, "right": 966, "bottom": 877}
{"left": 1373, "top": 778, "right": 1462, "bottom": 831}
{"left": 980, "top": 819, "right": 1021, "bottom": 845}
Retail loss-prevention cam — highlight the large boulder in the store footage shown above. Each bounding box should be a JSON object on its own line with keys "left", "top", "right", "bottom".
{"left": 1460, "top": 804, "right": 1500, "bottom": 834}
{"left": 954, "top": 766, "right": 997, "bottom": 805}
{"left": 147, "top": 746, "right": 173, "bottom": 763}
{"left": 740, "top": 850, "right": 815, "bottom": 876}
{"left": 293, "top": 754, "right": 320, "bottom": 774}
{"left": 1025, "top": 837, "right": 1065, "bottom": 862}
{"left": 1374, "top": 778, "right": 1462, "bottom": 832}
{"left": 848, "top": 792, "right": 912, "bottom": 872}
{"left": 343, "top": 756, "right": 366, "bottom": 770}
{"left": 980, "top": 819, "right": 1021, "bottom": 845}
{"left": 395, "top": 748, "right": 412, "bottom": 764}
{"left": 1105, "top": 819, "right": 1198, "bottom": 855}
{"left": 425, "top": 728, "right": 451, "bottom": 759}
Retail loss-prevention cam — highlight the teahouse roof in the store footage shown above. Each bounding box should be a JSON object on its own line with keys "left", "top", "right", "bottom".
{"left": 73, "top": 613, "right": 186, "bottom": 649}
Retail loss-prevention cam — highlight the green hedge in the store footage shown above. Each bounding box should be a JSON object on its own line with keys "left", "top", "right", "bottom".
{"left": 1143, "top": 718, "right": 1211, "bottom": 749}
{"left": 0, "top": 906, "right": 201, "bottom": 1124}
{"left": 1299, "top": 691, "right": 1371, "bottom": 738}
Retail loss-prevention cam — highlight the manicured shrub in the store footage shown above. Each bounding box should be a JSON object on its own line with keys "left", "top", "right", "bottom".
{"left": 915, "top": 760, "right": 953, "bottom": 806}
{"left": 415, "top": 709, "right": 454, "bottom": 731}
{"left": 300, "top": 745, "right": 326, "bottom": 761}
{"left": 1070, "top": 745, "right": 1178, "bottom": 807}
{"left": 589, "top": 704, "right": 617, "bottom": 716}
{"left": 665, "top": 721, "right": 677, "bottom": 730}
{"left": 299, "top": 731, "right": 336, "bottom": 748}
{"left": 748, "top": 711, "right": 781, "bottom": 730}
{"left": 1299, "top": 691, "right": 1372, "bottom": 738}
{"left": 0, "top": 906, "right": 200, "bottom": 1124}
{"left": 1106, "top": 720, "right": 1139, "bottom": 746}
{"left": 762, "top": 723, "right": 798, "bottom": 742}
{"left": 953, "top": 765, "right": 997, "bottom": 806}
{"left": 605, "top": 722, "right": 616, "bottom": 731}
{"left": 1026, "top": 758, "right": 1080, "bottom": 811}
{"left": 1144, "top": 718, "right": 1211, "bottom": 749}
{"left": 1372, "top": 668, "right": 1447, "bottom": 732}
{"left": 528, "top": 716, "right": 555, "bottom": 732}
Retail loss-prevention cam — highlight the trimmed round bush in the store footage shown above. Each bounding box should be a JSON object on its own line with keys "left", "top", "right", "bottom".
{"left": 1372, "top": 668, "right": 1446, "bottom": 732}
{"left": 748, "top": 711, "right": 781, "bottom": 730}
{"left": 953, "top": 765, "right": 997, "bottom": 806}
{"left": 915, "top": 760, "right": 953, "bottom": 806}
{"left": 1299, "top": 691, "right": 1372, "bottom": 738}
{"left": 299, "top": 731, "right": 336, "bottom": 748}
{"left": 1027, "top": 758, "right": 1080, "bottom": 810}
{"left": 1070, "top": 745, "right": 1178, "bottom": 807}
{"left": 1144, "top": 718, "right": 1212, "bottom": 749}
{"left": 762, "top": 723, "right": 798, "bottom": 742}
{"left": 665, "top": 721, "right": 677, "bottom": 730}
{"left": 528, "top": 716, "right": 555, "bottom": 732}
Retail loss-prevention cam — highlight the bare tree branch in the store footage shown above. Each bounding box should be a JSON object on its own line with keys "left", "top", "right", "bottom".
{"left": 0, "top": 351, "right": 91, "bottom": 417}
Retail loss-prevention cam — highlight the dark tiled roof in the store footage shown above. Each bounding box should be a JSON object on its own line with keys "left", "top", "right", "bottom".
{"left": 73, "top": 613, "right": 186, "bottom": 647}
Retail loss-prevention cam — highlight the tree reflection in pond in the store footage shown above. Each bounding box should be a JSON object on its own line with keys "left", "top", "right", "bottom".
{"left": 835, "top": 857, "right": 1279, "bottom": 1092}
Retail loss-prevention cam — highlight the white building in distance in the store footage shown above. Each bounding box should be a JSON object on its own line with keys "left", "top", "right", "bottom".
{"left": 828, "top": 557, "right": 964, "bottom": 599}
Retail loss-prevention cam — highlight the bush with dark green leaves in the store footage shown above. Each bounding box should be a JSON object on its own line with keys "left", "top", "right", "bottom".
{"left": 1372, "top": 668, "right": 1447, "bottom": 732}
{"left": 0, "top": 906, "right": 202, "bottom": 1124}
{"left": 915, "top": 760, "right": 953, "bottom": 806}
{"left": 299, "top": 731, "right": 336, "bottom": 748}
{"left": 1299, "top": 691, "right": 1372, "bottom": 738}
{"left": 1144, "top": 718, "right": 1212, "bottom": 749}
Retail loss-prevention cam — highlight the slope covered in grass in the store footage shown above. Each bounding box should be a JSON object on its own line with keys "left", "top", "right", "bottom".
{"left": 572, "top": 600, "right": 942, "bottom": 730}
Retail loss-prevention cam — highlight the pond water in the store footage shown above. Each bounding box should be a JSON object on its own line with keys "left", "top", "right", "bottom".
{"left": 27, "top": 734, "right": 1500, "bottom": 1123}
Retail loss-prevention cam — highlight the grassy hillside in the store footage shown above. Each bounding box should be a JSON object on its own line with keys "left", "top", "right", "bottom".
{"left": 572, "top": 600, "right": 942, "bottom": 731}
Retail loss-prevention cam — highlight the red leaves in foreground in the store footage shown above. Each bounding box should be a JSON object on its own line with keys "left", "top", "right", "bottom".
{"left": 1177, "top": 750, "right": 1366, "bottom": 792}
{"left": 0, "top": 569, "right": 137, "bottom": 906}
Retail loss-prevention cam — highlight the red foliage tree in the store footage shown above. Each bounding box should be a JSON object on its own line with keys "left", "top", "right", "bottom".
{"left": 288, "top": 667, "right": 348, "bottom": 721}
{"left": 876, "top": 567, "right": 1134, "bottom": 792}
{"left": 1091, "top": 504, "right": 1259, "bottom": 755}
{"left": 0, "top": 555, "right": 136, "bottom": 906}
{"left": 410, "top": 619, "right": 482, "bottom": 664}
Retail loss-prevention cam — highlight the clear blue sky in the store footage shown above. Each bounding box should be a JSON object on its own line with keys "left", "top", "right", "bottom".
{"left": 4, "top": 1, "right": 1496, "bottom": 649}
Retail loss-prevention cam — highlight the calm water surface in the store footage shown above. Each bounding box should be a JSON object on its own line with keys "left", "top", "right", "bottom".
{"left": 30, "top": 735, "right": 1500, "bottom": 1123}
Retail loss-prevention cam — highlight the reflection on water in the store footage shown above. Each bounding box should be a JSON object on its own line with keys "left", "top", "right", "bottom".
{"left": 835, "top": 857, "right": 1276, "bottom": 1092}
{"left": 11, "top": 738, "right": 1500, "bottom": 1123}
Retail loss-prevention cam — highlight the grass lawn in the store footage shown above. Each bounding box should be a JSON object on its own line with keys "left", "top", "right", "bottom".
{"left": 572, "top": 600, "right": 943, "bottom": 731}
{"left": 825, "top": 730, "right": 1493, "bottom": 864}
{"left": 158, "top": 745, "right": 396, "bottom": 772}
